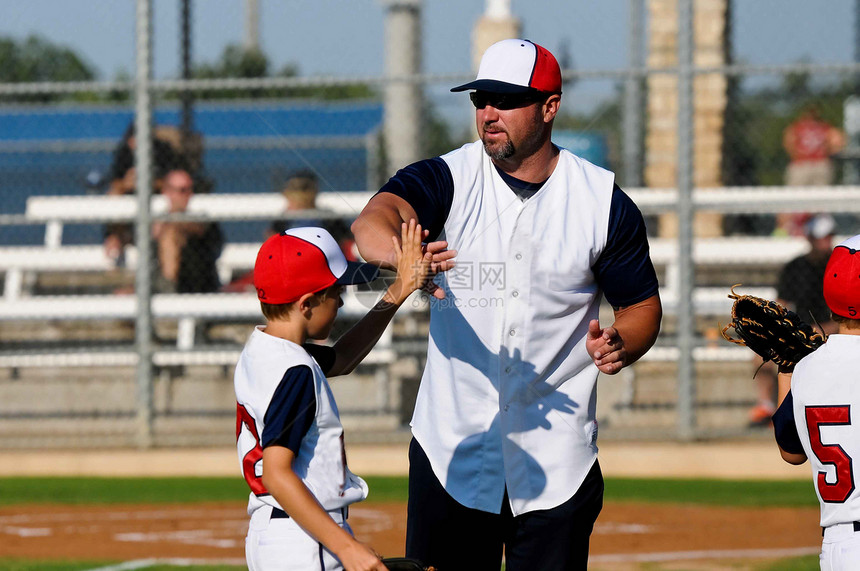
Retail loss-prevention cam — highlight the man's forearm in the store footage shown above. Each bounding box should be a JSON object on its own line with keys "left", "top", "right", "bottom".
{"left": 613, "top": 294, "right": 662, "bottom": 366}
{"left": 352, "top": 193, "right": 419, "bottom": 270}
{"left": 351, "top": 213, "right": 400, "bottom": 270}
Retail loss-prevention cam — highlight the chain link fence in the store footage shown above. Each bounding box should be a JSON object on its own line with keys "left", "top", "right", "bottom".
{"left": 0, "top": 0, "right": 858, "bottom": 447}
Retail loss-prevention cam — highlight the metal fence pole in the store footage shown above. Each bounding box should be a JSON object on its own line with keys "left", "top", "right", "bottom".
{"left": 623, "top": 0, "right": 644, "bottom": 187}
{"left": 856, "top": 0, "right": 860, "bottom": 83}
{"left": 382, "top": 0, "right": 423, "bottom": 176}
{"left": 134, "top": 0, "right": 155, "bottom": 449}
{"left": 180, "top": 0, "right": 194, "bottom": 147}
{"left": 245, "top": 0, "right": 260, "bottom": 51}
{"left": 677, "top": 0, "right": 696, "bottom": 440}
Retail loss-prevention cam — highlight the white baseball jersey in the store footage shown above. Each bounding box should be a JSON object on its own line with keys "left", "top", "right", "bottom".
{"left": 382, "top": 141, "right": 658, "bottom": 516}
{"left": 235, "top": 326, "right": 368, "bottom": 517}
{"left": 791, "top": 334, "right": 860, "bottom": 528}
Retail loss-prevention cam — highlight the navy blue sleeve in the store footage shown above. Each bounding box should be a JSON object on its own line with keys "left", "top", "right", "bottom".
{"left": 592, "top": 185, "right": 660, "bottom": 308}
{"left": 302, "top": 343, "right": 335, "bottom": 375}
{"left": 261, "top": 365, "right": 317, "bottom": 453}
{"left": 773, "top": 390, "right": 806, "bottom": 455}
{"left": 376, "top": 157, "right": 455, "bottom": 241}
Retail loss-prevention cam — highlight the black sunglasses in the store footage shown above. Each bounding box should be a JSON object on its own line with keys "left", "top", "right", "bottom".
{"left": 469, "top": 91, "right": 548, "bottom": 110}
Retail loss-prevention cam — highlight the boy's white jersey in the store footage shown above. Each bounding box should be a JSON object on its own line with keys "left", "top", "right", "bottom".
{"left": 234, "top": 326, "right": 368, "bottom": 516}
{"left": 792, "top": 335, "right": 860, "bottom": 527}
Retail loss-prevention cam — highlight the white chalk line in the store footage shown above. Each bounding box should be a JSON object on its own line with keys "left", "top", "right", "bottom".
{"left": 114, "top": 528, "right": 242, "bottom": 549}
{"left": 82, "top": 558, "right": 246, "bottom": 571}
{"left": 593, "top": 522, "right": 652, "bottom": 534}
{"left": 1, "top": 525, "right": 52, "bottom": 537}
{"left": 7, "top": 508, "right": 821, "bottom": 567}
{"left": 0, "top": 508, "right": 243, "bottom": 525}
{"left": 0, "top": 507, "right": 247, "bottom": 547}
{"left": 81, "top": 548, "right": 822, "bottom": 571}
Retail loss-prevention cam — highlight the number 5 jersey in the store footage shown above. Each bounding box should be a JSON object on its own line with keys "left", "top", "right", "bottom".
{"left": 789, "top": 335, "right": 860, "bottom": 526}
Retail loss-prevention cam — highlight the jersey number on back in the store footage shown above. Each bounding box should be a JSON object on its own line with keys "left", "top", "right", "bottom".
{"left": 806, "top": 405, "right": 855, "bottom": 503}
{"left": 236, "top": 403, "right": 267, "bottom": 496}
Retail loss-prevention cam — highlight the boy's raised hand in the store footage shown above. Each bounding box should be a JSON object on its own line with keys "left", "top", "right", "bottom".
{"left": 420, "top": 229, "right": 456, "bottom": 300}
{"left": 385, "top": 219, "right": 434, "bottom": 306}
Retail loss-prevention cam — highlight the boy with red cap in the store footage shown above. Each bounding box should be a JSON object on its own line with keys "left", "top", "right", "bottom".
{"left": 773, "top": 235, "right": 860, "bottom": 569}
{"left": 235, "top": 221, "right": 443, "bottom": 571}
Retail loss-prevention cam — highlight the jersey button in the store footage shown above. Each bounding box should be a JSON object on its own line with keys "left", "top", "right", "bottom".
{"left": 515, "top": 253, "right": 523, "bottom": 260}
{"left": 504, "top": 404, "right": 510, "bottom": 412}
{"left": 509, "top": 329, "right": 516, "bottom": 336}
{"left": 511, "top": 290, "right": 519, "bottom": 298}
{"left": 505, "top": 366, "right": 512, "bottom": 373}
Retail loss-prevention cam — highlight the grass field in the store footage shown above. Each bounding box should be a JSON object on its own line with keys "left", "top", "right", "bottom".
{"left": 0, "top": 475, "right": 819, "bottom": 507}
{"left": 0, "top": 476, "right": 821, "bottom": 571}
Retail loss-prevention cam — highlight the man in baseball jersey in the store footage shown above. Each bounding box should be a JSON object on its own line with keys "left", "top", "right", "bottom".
{"left": 235, "top": 222, "right": 442, "bottom": 571}
{"left": 774, "top": 235, "right": 860, "bottom": 570}
{"left": 352, "top": 39, "right": 662, "bottom": 570}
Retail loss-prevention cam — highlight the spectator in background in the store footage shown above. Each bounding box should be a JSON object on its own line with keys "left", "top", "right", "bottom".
{"left": 103, "top": 123, "right": 185, "bottom": 266}
{"left": 268, "top": 169, "right": 352, "bottom": 252}
{"left": 222, "top": 169, "right": 355, "bottom": 293}
{"left": 775, "top": 106, "right": 845, "bottom": 237}
{"left": 152, "top": 169, "right": 223, "bottom": 294}
{"left": 106, "top": 123, "right": 183, "bottom": 197}
{"left": 268, "top": 169, "right": 322, "bottom": 235}
{"left": 749, "top": 213, "right": 838, "bottom": 426}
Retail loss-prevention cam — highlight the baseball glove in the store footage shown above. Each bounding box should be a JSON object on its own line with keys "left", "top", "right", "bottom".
{"left": 720, "top": 284, "right": 825, "bottom": 372}
{"left": 381, "top": 558, "right": 436, "bottom": 571}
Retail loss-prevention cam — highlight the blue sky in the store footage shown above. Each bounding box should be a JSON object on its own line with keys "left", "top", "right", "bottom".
{"left": 2, "top": 1, "right": 853, "bottom": 79}
{"left": 1, "top": 0, "right": 854, "bottom": 124}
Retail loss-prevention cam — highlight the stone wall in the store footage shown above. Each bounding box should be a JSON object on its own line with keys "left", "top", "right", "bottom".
{"left": 646, "top": 0, "right": 729, "bottom": 237}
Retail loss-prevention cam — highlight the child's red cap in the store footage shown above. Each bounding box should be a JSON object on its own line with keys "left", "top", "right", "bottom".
{"left": 254, "top": 227, "right": 378, "bottom": 304}
{"left": 824, "top": 235, "right": 860, "bottom": 319}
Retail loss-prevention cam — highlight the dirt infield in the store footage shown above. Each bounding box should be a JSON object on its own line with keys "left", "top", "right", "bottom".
{"left": 0, "top": 501, "right": 821, "bottom": 569}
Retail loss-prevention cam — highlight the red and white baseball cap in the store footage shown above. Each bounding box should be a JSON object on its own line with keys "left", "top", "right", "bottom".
{"left": 824, "top": 234, "right": 860, "bottom": 319}
{"left": 451, "top": 39, "right": 562, "bottom": 95}
{"left": 254, "top": 227, "right": 379, "bottom": 304}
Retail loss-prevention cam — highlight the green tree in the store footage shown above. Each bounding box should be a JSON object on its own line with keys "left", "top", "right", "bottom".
{"left": 190, "top": 44, "right": 376, "bottom": 101}
{"left": 0, "top": 35, "right": 97, "bottom": 102}
{"left": 194, "top": 45, "right": 269, "bottom": 80}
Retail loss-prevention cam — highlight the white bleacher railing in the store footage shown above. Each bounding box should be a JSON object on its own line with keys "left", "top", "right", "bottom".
{"left": 25, "top": 191, "right": 375, "bottom": 247}
{"left": 2, "top": 186, "right": 857, "bottom": 365}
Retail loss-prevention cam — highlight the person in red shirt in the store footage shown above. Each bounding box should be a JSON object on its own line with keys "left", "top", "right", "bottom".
{"left": 776, "top": 106, "right": 845, "bottom": 236}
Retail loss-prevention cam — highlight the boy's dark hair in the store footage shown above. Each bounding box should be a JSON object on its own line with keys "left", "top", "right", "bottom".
{"left": 260, "top": 301, "right": 293, "bottom": 321}
{"left": 260, "top": 286, "right": 336, "bottom": 321}
{"left": 832, "top": 312, "right": 860, "bottom": 329}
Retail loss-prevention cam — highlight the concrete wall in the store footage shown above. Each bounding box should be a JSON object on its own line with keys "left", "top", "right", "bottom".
{"left": 646, "top": 0, "right": 729, "bottom": 238}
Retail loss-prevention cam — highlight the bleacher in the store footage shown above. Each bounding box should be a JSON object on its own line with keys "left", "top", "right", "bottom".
{"left": 2, "top": 185, "right": 859, "bottom": 445}
{"left": 10, "top": 185, "right": 860, "bottom": 308}
{"left": 4, "top": 185, "right": 859, "bottom": 370}
{"left": 1, "top": 191, "right": 387, "bottom": 369}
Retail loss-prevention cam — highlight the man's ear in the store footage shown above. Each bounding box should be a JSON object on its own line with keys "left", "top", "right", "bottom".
{"left": 543, "top": 94, "right": 561, "bottom": 123}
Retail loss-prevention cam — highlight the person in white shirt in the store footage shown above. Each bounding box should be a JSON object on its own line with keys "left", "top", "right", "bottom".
{"left": 774, "top": 234, "right": 860, "bottom": 571}
{"left": 351, "top": 39, "right": 662, "bottom": 570}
